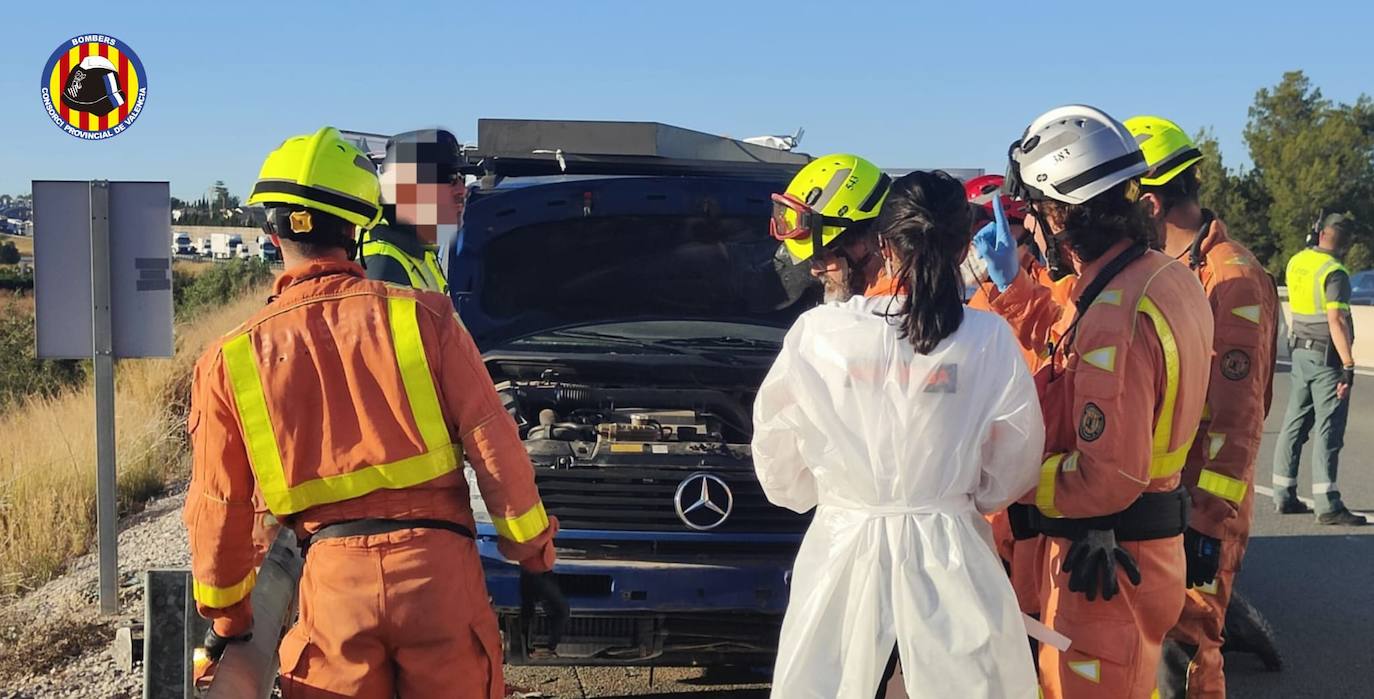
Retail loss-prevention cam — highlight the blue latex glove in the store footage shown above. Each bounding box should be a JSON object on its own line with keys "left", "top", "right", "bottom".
{"left": 973, "top": 196, "right": 1020, "bottom": 291}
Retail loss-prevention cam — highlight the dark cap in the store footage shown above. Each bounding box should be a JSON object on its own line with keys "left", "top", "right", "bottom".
{"left": 382, "top": 129, "right": 462, "bottom": 184}
{"left": 1323, "top": 212, "right": 1354, "bottom": 233}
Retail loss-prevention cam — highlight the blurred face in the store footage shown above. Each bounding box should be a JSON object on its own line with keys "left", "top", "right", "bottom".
{"left": 381, "top": 162, "right": 465, "bottom": 245}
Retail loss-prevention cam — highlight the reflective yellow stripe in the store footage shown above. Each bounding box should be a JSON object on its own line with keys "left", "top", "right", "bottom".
{"left": 363, "top": 239, "right": 448, "bottom": 293}
{"left": 423, "top": 251, "right": 450, "bottom": 294}
{"left": 267, "top": 444, "right": 459, "bottom": 514}
{"left": 388, "top": 297, "right": 450, "bottom": 452}
{"left": 222, "top": 333, "right": 288, "bottom": 502}
{"left": 1327, "top": 301, "right": 1351, "bottom": 310}
{"left": 1036, "top": 454, "right": 1064, "bottom": 518}
{"left": 1139, "top": 296, "right": 1182, "bottom": 479}
{"left": 1198, "top": 469, "right": 1247, "bottom": 504}
{"left": 222, "top": 301, "right": 460, "bottom": 516}
{"left": 492, "top": 502, "right": 551, "bottom": 543}
{"left": 193, "top": 570, "right": 257, "bottom": 609}
{"left": 1150, "top": 444, "right": 1189, "bottom": 479}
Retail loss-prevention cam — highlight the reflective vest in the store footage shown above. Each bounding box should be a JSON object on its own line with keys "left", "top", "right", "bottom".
{"left": 361, "top": 230, "right": 450, "bottom": 294}
{"left": 221, "top": 295, "right": 460, "bottom": 515}
{"left": 1286, "top": 247, "right": 1349, "bottom": 327}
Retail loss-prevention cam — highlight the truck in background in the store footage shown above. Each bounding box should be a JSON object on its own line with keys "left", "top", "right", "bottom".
{"left": 210, "top": 233, "right": 244, "bottom": 260}
{"left": 257, "top": 235, "right": 279, "bottom": 262}
{"left": 171, "top": 232, "right": 195, "bottom": 256}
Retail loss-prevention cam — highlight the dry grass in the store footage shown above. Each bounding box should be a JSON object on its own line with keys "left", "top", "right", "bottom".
{"left": 0, "top": 234, "right": 32, "bottom": 258}
{"left": 0, "top": 287, "right": 268, "bottom": 598}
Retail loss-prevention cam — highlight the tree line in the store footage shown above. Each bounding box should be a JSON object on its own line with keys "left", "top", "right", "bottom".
{"left": 1195, "top": 70, "right": 1374, "bottom": 275}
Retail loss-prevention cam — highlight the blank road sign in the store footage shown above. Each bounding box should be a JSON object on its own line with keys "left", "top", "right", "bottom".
{"left": 33, "top": 180, "right": 173, "bottom": 359}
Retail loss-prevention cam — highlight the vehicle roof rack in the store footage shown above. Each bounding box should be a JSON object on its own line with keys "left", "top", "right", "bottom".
{"left": 462, "top": 119, "right": 812, "bottom": 184}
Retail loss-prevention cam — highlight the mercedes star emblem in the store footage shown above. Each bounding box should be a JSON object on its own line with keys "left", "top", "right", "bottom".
{"left": 674, "top": 473, "right": 734, "bottom": 531}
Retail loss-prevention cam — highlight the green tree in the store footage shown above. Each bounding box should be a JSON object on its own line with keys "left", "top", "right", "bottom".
{"left": 1243, "top": 71, "right": 1374, "bottom": 273}
{"left": 0, "top": 242, "right": 19, "bottom": 265}
{"left": 1194, "top": 128, "right": 1277, "bottom": 266}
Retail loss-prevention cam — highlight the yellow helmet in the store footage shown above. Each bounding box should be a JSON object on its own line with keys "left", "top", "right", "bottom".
{"left": 1124, "top": 115, "right": 1203, "bottom": 187}
{"left": 771, "top": 154, "right": 891, "bottom": 262}
{"left": 247, "top": 126, "right": 382, "bottom": 229}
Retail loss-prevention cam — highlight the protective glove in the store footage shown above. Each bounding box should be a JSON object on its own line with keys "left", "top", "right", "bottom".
{"left": 1061, "top": 528, "right": 1142, "bottom": 602}
{"left": 1339, "top": 366, "right": 1354, "bottom": 402}
{"left": 193, "top": 627, "right": 252, "bottom": 688}
{"left": 1184, "top": 528, "right": 1221, "bottom": 588}
{"left": 520, "top": 570, "right": 570, "bottom": 652}
{"left": 973, "top": 196, "right": 1020, "bottom": 291}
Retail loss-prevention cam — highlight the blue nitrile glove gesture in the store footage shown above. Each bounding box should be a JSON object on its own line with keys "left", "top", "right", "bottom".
{"left": 973, "top": 196, "right": 1019, "bottom": 291}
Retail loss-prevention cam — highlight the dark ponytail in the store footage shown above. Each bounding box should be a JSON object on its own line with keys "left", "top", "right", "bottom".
{"left": 873, "top": 171, "right": 974, "bottom": 354}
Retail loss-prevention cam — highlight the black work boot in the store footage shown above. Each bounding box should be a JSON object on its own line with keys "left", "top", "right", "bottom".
{"left": 1275, "top": 500, "right": 1313, "bottom": 515}
{"left": 1317, "top": 508, "right": 1368, "bottom": 526}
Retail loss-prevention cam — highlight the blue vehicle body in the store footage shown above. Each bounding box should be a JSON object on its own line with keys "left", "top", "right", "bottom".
{"left": 447, "top": 172, "right": 815, "bottom": 666}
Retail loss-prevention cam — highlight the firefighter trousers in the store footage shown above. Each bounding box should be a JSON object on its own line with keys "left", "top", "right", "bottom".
{"left": 278, "top": 527, "right": 504, "bottom": 699}
{"left": 1038, "top": 535, "right": 1186, "bottom": 699}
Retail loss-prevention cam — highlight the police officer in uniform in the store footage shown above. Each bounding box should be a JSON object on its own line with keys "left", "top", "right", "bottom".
{"left": 1272, "top": 213, "right": 1367, "bottom": 525}
{"left": 361, "top": 129, "right": 463, "bottom": 293}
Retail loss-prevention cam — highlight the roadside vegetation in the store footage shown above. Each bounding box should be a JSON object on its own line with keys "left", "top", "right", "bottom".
{"left": 0, "top": 258, "right": 273, "bottom": 599}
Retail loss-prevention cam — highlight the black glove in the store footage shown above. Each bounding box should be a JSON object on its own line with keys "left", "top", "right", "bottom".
{"left": 1341, "top": 367, "right": 1355, "bottom": 389}
{"left": 1061, "top": 528, "right": 1142, "bottom": 602}
{"left": 1183, "top": 528, "right": 1221, "bottom": 588}
{"left": 520, "top": 571, "right": 570, "bottom": 650}
{"left": 202, "top": 627, "right": 253, "bottom": 663}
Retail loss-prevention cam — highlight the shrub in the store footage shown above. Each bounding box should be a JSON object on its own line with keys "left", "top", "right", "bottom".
{"left": 0, "top": 243, "right": 18, "bottom": 265}
{"left": 175, "top": 258, "right": 273, "bottom": 319}
{"left": 0, "top": 298, "right": 85, "bottom": 413}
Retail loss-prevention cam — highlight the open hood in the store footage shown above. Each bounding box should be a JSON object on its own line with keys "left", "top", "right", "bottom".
{"left": 446, "top": 175, "right": 818, "bottom": 350}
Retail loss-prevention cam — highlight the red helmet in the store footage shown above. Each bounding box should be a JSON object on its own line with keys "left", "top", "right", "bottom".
{"left": 964, "top": 174, "right": 1027, "bottom": 222}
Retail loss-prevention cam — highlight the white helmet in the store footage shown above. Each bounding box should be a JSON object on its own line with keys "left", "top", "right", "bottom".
{"left": 1009, "top": 105, "right": 1147, "bottom": 205}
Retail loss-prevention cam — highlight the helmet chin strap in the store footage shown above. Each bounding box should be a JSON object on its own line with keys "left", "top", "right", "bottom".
{"left": 1032, "top": 206, "right": 1075, "bottom": 282}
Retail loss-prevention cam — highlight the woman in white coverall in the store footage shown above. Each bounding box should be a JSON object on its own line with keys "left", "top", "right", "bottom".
{"left": 754, "top": 170, "right": 1043, "bottom": 698}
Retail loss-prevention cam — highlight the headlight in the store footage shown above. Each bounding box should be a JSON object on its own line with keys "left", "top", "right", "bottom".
{"left": 464, "top": 466, "right": 492, "bottom": 524}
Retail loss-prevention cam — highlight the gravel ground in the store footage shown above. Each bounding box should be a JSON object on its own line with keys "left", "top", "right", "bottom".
{"left": 0, "top": 485, "right": 190, "bottom": 699}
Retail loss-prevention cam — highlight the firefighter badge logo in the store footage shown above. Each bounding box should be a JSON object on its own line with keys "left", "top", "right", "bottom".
{"left": 1221, "top": 349, "right": 1251, "bottom": 381}
{"left": 1079, "top": 402, "right": 1106, "bottom": 442}
{"left": 40, "top": 34, "right": 147, "bottom": 140}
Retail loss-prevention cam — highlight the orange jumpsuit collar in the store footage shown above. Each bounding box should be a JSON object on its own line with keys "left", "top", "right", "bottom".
{"left": 274, "top": 260, "right": 366, "bottom": 295}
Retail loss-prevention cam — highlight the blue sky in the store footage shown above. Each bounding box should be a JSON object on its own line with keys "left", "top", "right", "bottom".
{"left": 2, "top": 1, "right": 1370, "bottom": 200}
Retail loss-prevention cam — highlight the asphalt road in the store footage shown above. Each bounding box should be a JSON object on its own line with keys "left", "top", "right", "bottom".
{"left": 506, "top": 368, "right": 1374, "bottom": 698}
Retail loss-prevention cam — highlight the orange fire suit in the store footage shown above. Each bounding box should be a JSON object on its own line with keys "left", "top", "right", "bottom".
{"left": 990, "top": 239, "right": 1213, "bottom": 699}
{"left": 1166, "top": 221, "right": 1278, "bottom": 698}
{"left": 970, "top": 259, "right": 1074, "bottom": 618}
{"left": 184, "top": 261, "right": 556, "bottom": 699}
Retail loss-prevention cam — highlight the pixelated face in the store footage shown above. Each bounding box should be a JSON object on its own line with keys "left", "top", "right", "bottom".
{"left": 380, "top": 162, "right": 465, "bottom": 244}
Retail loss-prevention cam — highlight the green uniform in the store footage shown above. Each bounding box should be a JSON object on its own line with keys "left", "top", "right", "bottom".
{"left": 1272, "top": 247, "right": 1353, "bottom": 514}
{"left": 360, "top": 224, "right": 449, "bottom": 294}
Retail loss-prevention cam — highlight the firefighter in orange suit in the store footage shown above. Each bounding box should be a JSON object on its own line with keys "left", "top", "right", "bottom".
{"left": 183, "top": 127, "right": 566, "bottom": 699}
{"left": 974, "top": 106, "right": 1213, "bottom": 698}
{"left": 1127, "top": 116, "right": 1279, "bottom": 699}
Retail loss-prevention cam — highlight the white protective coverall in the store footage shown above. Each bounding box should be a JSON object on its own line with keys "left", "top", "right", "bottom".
{"left": 754, "top": 296, "right": 1043, "bottom": 699}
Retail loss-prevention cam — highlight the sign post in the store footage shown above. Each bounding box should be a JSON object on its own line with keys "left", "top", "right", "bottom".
{"left": 33, "top": 180, "right": 173, "bottom": 615}
{"left": 90, "top": 181, "right": 119, "bottom": 614}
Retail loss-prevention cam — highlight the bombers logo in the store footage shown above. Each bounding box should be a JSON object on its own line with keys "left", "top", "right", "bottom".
{"left": 40, "top": 34, "right": 147, "bottom": 140}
